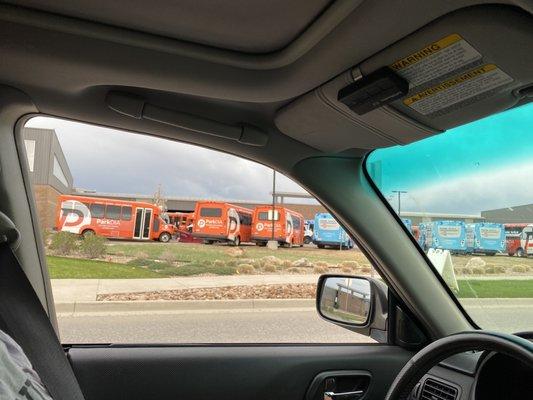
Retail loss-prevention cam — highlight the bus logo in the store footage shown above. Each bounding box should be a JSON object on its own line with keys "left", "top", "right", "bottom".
{"left": 197, "top": 219, "right": 206, "bottom": 228}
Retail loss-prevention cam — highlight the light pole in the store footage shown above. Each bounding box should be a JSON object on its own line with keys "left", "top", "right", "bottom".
{"left": 392, "top": 190, "right": 407, "bottom": 216}
{"left": 267, "top": 170, "right": 278, "bottom": 250}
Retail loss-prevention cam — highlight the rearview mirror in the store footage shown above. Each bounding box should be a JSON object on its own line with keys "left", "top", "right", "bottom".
{"left": 318, "top": 276, "right": 371, "bottom": 325}
{"left": 316, "top": 274, "right": 388, "bottom": 342}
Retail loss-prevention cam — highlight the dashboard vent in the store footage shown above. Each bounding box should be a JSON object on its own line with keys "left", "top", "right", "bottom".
{"left": 420, "top": 378, "right": 458, "bottom": 400}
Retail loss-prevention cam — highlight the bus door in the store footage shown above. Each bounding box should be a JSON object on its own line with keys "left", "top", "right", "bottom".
{"left": 133, "top": 207, "right": 152, "bottom": 240}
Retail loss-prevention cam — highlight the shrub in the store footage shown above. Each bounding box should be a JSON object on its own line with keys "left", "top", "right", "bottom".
{"left": 79, "top": 235, "right": 107, "bottom": 259}
{"left": 471, "top": 266, "right": 484, "bottom": 275}
{"left": 465, "top": 257, "right": 486, "bottom": 269}
{"left": 237, "top": 264, "right": 255, "bottom": 274}
{"left": 282, "top": 260, "right": 293, "bottom": 269}
{"left": 49, "top": 231, "right": 78, "bottom": 255}
{"left": 313, "top": 265, "right": 329, "bottom": 274}
{"left": 341, "top": 266, "right": 353, "bottom": 273}
{"left": 135, "top": 251, "right": 149, "bottom": 259}
{"left": 287, "top": 267, "right": 302, "bottom": 274}
{"left": 512, "top": 265, "right": 527, "bottom": 273}
{"left": 340, "top": 261, "right": 359, "bottom": 270}
{"left": 292, "top": 258, "right": 312, "bottom": 268}
{"left": 213, "top": 259, "right": 226, "bottom": 267}
{"left": 160, "top": 250, "right": 178, "bottom": 263}
{"left": 262, "top": 263, "right": 277, "bottom": 272}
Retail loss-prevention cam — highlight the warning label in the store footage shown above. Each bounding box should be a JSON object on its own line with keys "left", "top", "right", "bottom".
{"left": 403, "top": 64, "right": 513, "bottom": 116}
{"left": 390, "top": 34, "right": 482, "bottom": 87}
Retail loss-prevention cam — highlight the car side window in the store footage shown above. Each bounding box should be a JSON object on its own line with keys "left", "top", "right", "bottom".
{"left": 24, "top": 116, "right": 379, "bottom": 344}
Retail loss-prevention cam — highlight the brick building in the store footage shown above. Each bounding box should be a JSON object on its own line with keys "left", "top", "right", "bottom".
{"left": 23, "top": 128, "right": 73, "bottom": 230}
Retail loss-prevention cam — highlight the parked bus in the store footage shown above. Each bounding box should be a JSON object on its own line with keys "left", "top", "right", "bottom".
{"left": 313, "top": 213, "right": 353, "bottom": 249}
{"left": 192, "top": 201, "right": 252, "bottom": 245}
{"left": 517, "top": 224, "right": 533, "bottom": 257}
{"left": 401, "top": 218, "right": 413, "bottom": 234}
{"left": 423, "top": 220, "right": 467, "bottom": 253}
{"left": 304, "top": 219, "right": 314, "bottom": 244}
{"left": 55, "top": 194, "right": 176, "bottom": 242}
{"left": 465, "top": 222, "right": 505, "bottom": 255}
{"left": 504, "top": 223, "right": 531, "bottom": 256}
{"left": 417, "top": 223, "right": 427, "bottom": 249}
{"left": 251, "top": 206, "right": 304, "bottom": 247}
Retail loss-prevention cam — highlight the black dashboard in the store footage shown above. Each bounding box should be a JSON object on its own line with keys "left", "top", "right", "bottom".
{"left": 411, "top": 350, "right": 532, "bottom": 400}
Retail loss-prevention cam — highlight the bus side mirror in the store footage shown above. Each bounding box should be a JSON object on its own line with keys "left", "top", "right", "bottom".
{"left": 316, "top": 275, "right": 388, "bottom": 342}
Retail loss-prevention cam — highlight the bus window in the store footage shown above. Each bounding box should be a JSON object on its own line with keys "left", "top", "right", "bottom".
{"left": 293, "top": 216, "right": 301, "bottom": 229}
{"left": 105, "top": 205, "right": 121, "bottom": 220}
{"left": 237, "top": 212, "right": 252, "bottom": 226}
{"left": 121, "top": 206, "right": 132, "bottom": 221}
{"left": 200, "top": 207, "right": 222, "bottom": 217}
{"left": 258, "top": 210, "right": 279, "bottom": 220}
{"left": 90, "top": 203, "right": 105, "bottom": 218}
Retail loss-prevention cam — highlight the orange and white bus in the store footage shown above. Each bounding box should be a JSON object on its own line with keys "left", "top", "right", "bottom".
{"left": 55, "top": 195, "right": 177, "bottom": 242}
{"left": 251, "top": 206, "right": 305, "bottom": 247}
{"left": 192, "top": 201, "right": 252, "bottom": 245}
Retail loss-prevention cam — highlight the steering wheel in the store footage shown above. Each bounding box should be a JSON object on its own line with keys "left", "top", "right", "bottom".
{"left": 385, "top": 330, "right": 533, "bottom": 400}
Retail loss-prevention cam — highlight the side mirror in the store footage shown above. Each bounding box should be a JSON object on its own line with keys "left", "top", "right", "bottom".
{"left": 316, "top": 275, "right": 388, "bottom": 342}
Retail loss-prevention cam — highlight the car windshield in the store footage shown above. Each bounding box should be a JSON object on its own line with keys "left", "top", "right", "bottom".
{"left": 366, "top": 102, "right": 533, "bottom": 333}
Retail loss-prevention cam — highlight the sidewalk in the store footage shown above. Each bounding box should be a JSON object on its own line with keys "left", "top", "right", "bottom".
{"left": 51, "top": 274, "right": 321, "bottom": 303}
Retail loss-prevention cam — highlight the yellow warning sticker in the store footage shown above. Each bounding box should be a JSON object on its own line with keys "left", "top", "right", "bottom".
{"left": 391, "top": 34, "right": 463, "bottom": 71}
{"left": 403, "top": 64, "right": 513, "bottom": 115}
{"left": 390, "top": 34, "right": 482, "bottom": 87}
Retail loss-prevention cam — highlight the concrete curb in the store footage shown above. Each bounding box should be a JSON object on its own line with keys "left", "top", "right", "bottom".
{"left": 56, "top": 298, "right": 316, "bottom": 315}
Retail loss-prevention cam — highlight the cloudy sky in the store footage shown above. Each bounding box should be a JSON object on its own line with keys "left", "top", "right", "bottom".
{"left": 26, "top": 117, "right": 313, "bottom": 203}
{"left": 27, "top": 101, "right": 533, "bottom": 215}
{"left": 368, "top": 102, "right": 533, "bottom": 215}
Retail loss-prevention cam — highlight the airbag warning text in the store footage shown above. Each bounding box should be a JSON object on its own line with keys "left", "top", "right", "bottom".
{"left": 403, "top": 64, "right": 512, "bottom": 116}
{"left": 390, "top": 34, "right": 482, "bottom": 88}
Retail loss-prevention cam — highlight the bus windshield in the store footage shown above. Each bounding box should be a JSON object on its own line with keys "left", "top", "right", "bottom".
{"left": 365, "top": 102, "right": 533, "bottom": 333}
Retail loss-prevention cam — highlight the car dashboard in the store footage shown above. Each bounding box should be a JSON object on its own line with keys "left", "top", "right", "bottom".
{"left": 411, "top": 350, "right": 532, "bottom": 399}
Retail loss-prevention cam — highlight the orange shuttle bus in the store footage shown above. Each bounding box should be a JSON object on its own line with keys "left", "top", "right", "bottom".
{"left": 192, "top": 201, "right": 252, "bottom": 245}
{"left": 55, "top": 194, "right": 177, "bottom": 242}
{"left": 251, "top": 206, "right": 305, "bottom": 247}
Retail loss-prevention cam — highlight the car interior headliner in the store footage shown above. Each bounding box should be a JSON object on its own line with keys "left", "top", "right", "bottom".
{"left": 0, "top": 0, "right": 532, "bottom": 172}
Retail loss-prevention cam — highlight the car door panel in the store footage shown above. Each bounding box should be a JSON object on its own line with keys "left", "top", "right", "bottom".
{"left": 68, "top": 345, "right": 411, "bottom": 400}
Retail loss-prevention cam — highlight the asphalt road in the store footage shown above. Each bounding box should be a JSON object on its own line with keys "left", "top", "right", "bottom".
{"left": 57, "top": 309, "right": 372, "bottom": 344}
{"left": 57, "top": 303, "right": 532, "bottom": 344}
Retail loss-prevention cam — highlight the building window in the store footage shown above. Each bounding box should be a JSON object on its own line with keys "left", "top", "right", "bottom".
{"left": 53, "top": 155, "right": 69, "bottom": 187}
{"left": 24, "top": 140, "right": 36, "bottom": 172}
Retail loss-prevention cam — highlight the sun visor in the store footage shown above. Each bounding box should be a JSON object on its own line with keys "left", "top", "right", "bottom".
{"left": 275, "top": 5, "right": 533, "bottom": 153}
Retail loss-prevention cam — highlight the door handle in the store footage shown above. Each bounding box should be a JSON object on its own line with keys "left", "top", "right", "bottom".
{"left": 324, "top": 390, "right": 364, "bottom": 400}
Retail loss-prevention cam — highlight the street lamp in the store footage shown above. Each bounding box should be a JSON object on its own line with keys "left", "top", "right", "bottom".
{"left": 267, "top": 170, "right": 278, "bottom": 250}
{"left": 392, "top": 190, "right": 407, "bottom": 215}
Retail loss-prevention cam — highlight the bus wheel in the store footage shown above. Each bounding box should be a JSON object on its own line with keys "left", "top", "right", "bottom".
{"left": 82, "top": 229, "right": 95, "bottom": 238}
{"left": 232, "top": 236, "right": 241, "bottom": 246}
{"left": 304, "top": 236, "right": 312, "bottom": 245}
{"left": 204, "top": 240, "right": 214, "bottom": 245}
{"left": 516, "top": 248, "right": 525, "bottom": 257}
{"left": 159, "top": 232, "right": 171, "bottom": 243}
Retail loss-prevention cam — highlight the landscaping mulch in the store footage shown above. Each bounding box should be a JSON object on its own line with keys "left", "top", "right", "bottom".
{"left": 97, "top": 283, "right": 317, "bottom": 301}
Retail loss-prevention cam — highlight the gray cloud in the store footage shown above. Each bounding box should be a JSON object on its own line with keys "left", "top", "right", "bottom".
{"left": 26, "top": 117, "right": 313, "bottom": 203}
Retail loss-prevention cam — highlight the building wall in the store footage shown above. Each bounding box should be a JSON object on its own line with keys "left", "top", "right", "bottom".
{"left": 33, "top": 184, "right": 61, "bottom": 230}
{"left": 481, "top": 205, "right": 533, "bottom": 224}
{"left": 23, "top": 127, "right": 73, "bottom": 193}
